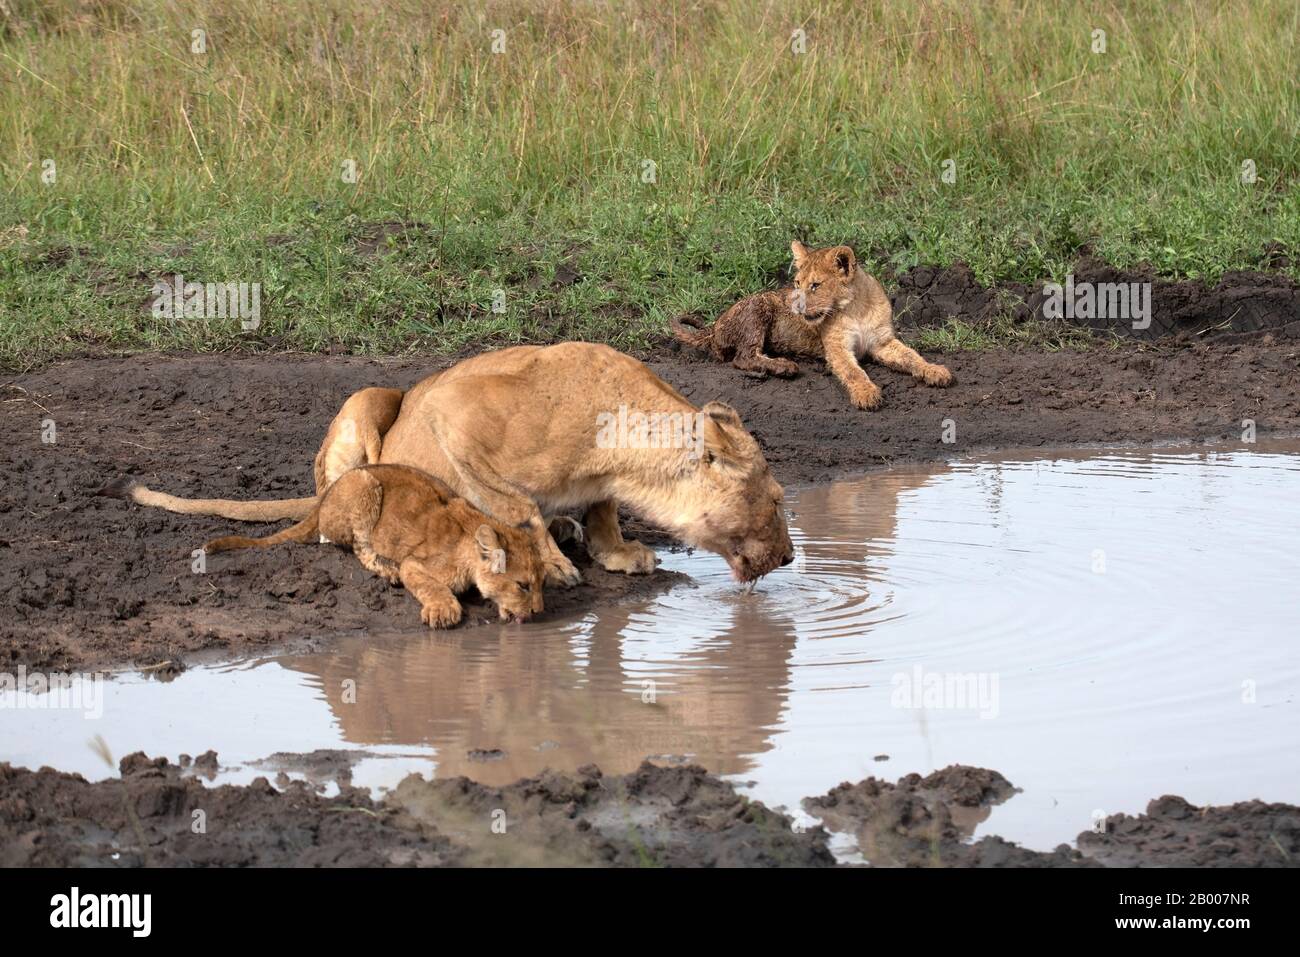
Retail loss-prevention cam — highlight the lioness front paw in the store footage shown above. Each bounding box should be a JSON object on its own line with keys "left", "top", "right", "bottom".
{"left": 545, "top": 555, "right": 583, "bottom": 588}
{"left": 850, "top": 383, "right": 883, "bottom": 410}
{"left": 593, "top": 541, "right": 658, "bottom": 575}
{"left": 920, "top": 364, "right": 955, "bottom": 387}
{"left": 421, "top": 599, "right": 463, "bottom": 629}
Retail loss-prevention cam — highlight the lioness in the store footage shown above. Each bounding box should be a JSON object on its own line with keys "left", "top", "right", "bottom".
{"left": 204, "top": 464, "right": 544, "bottom": 627}
{"left": 107, "top": 343, "right": 795, "bottom": 587}
{"left": 671, "top": 242, "right": 954, "bottom": 410}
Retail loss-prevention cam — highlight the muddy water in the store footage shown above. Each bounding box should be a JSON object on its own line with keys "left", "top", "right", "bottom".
{"left": 4, "top": 441, "right": 1299, "bottom": 854}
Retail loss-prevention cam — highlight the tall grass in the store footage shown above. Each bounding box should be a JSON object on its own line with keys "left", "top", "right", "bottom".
{"left": 1, "top": 0, "right": 1297, "bottom": 365}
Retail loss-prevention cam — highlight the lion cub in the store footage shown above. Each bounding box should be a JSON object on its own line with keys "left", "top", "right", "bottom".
{"left": 671, "top": 242, "right": 953, "bottom": 410}
{"left": 204, "top": 464, "right": 545, "bottom": 627}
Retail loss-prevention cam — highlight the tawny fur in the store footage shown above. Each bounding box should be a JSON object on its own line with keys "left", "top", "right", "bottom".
{"left": 204, "top": 464, "right": 544, "bottom": 628}
{"left": 672, "top": 241, "right": 954, "bottom": 410}
{"left": 109, "top": 344, "right": 795, "bottom": 586}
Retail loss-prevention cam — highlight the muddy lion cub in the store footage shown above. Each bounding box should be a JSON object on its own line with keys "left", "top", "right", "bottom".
{"left": 204, "top": 464, "right": 545, "bottom": 627}
{"left": 672, "top": 242, "right": 954, "bottom": 410}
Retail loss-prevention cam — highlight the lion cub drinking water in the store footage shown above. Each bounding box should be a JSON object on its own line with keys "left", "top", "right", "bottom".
{"left": 204, "top": 464, "right": 545, "bottom": 627}
{"left": 672, "top": 242, "right": 953, "bottom": 410}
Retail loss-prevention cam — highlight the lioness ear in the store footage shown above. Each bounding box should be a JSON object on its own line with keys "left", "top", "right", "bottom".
{"left": 699, "top": 401, "right": 748, "bottom": 470}
{"left": 701, "top": 400, "right": 743, "bottom": 428}
{"left": 791, "top": 241, "right": 809, "bottom": 266}
{"left": 475, "top": 525, "right": 505, "bottom": 572}
{"left": 834, "top": 245, "right": 856, "bottom": 277}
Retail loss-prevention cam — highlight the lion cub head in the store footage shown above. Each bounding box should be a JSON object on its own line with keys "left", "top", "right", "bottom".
{"left": 685, "top": 402, "right": 795, "bottom": 582}
{"left": 472, "top": 524, "right": 545, "bottom": 623}
{"left": 787, "top": 241, "right": 858, "bottom": 320}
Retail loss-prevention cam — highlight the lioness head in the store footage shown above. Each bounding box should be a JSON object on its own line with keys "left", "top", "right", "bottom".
{"left": 682, "top": 402, "right": 795, "bottom": 582}
{"left": 787, "top": 241, "right": 857, "bottom": 320}
{"left": 472, "top": 524, "right": 545, "bottom": 622}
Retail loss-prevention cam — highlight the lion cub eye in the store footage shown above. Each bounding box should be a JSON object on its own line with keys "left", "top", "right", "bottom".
{"left": 518, "top": 582, "right": 531, "bottom": 593}
{"left": 809, "top": 282, "right": 820, "bottom": 291}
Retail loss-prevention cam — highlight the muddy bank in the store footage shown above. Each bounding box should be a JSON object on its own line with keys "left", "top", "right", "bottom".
{"left": 1078, "top": 795, "right": 1300, "bottom": 867}
{"left": 0, "top": 754, "right": 832, "bottom": 868}
{"left": 803, "top": 766, "right": 1300, "bottom": 868}
{"left": 804, "top": 766, "right": 1095, "bottom": 867}
{"left": 5, "top": 756, "right": 1295, "bottom": 867}
{"left": 655, "top": 337, "right": 1300, "bottom": 482}
{"left": 888, "top": 257, "right": 1300, "bottom": 341}
{"left": 2, "top": 339, "right": 1297, "bottom": 672}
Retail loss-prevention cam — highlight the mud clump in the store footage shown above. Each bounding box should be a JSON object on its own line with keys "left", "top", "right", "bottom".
{"left": 805, "top": 765, "right": 1095, "bottom": 868}
{"left": 390, "top": 761, "right": 834, "bottom": 867}
{"left": 248, "top": 749, "right": 386, "bottom": 788}
{"left": 1079, "top": 795, "right": 1300, "bottom": 867}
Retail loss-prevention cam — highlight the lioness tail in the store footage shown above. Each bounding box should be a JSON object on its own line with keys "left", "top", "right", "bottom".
{"left": 203, "top": 506, "right": 322, "bottom": 554}
{"left": 97, "top": 476, "right": 316, "bottom": 522}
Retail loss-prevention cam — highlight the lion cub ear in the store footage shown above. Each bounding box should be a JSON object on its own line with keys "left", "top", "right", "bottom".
{"left": 833, "top": 245, "right": 856, "bottom": 277}
{"left": 475, "top": 525, "right": 507, "bottom": 573}
{"left": 790, "top": 241, "right": 810, "bottom": 267}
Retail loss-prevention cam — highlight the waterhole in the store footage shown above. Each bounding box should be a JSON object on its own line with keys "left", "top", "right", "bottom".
{"left": 4, "top": 441, "right": 1298, "bottom": 853}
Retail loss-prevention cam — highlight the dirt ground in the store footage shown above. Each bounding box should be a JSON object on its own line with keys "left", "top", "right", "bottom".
{"left": 4, "top": 755, "right": 1296, "bottom": 867}
{"left": 1, "top": 268, "right": 1298, "bottom": 867}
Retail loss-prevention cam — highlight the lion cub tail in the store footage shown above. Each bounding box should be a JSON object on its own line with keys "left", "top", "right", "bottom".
{"left": 669, "top": 313, "right": 716, "bottom": 352}
{"left": 97, "top": 476, "right": 316, "bottom": 522}
{"left": 202, "top": 506, "right": 322, "bottom": 554}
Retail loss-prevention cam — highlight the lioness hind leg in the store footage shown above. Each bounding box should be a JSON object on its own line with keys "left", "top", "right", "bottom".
{"left": 399, "top": 559, "right": 462, "bottom": 628}
{"left": 868, "top": 337, "right": 954, "bottom": 387}
{"left": 584, "top": 499, "right": 658, "bottom": 574}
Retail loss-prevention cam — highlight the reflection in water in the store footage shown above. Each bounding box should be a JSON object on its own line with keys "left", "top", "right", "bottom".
{"left": 279, "top": 464, "right": 946, "bottom": 784}
{"left": 4, "top": 442, "right": 1299, "bottom": 851}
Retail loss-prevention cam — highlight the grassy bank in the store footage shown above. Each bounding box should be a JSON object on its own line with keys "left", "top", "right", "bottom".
{"left": 1, "top": 0, "right": 1298, "bottom": 367}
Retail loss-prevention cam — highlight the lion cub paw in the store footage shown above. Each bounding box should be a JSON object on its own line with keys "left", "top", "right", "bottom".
{"left": 421, "top": 599, "right": 463, "bottom": 629}
{"left": 594, "top": 541, "right": 658, "bottom": 575}
{"left": 545, "top": 555, "right": 583, "bottom": 588}
{"left": 850, "top": 383, "right": 883, "bottom": 411}
{"left": 920, "top": 364, "right": 955, "bottom": 388}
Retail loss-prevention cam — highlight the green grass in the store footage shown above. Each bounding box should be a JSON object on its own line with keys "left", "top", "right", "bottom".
{"left": 913, "top": 316, "right": 1107, "bottom": 353}
{"left": 1, "top": 0, "right": 1298, "bottom": 368}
